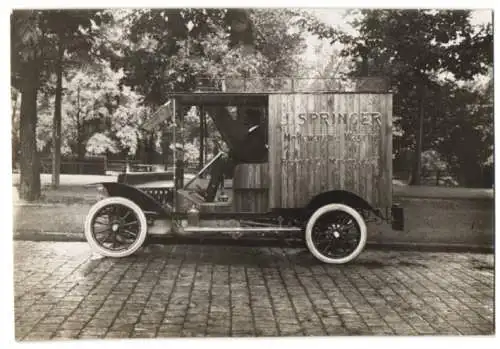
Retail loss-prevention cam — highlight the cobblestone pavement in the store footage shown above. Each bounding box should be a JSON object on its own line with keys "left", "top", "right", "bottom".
{"left": 13, "top": 241, "right": 494, "bottom": 340}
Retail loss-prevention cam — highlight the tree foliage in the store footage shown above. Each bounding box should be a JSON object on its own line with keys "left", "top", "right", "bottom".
{"left": 104, "top": 8, "right": 309, "bottom": 166}
{"left": 327, "top": 10, "right": 493, "bottom": 186}
{"left": 35, "top": 63, "right": 149, "bottom": 158}
{"left": 110, "top": 9, "right": 307, "bottom": 104}
{"left": 12, "top": 8, "right": 493, "bottom": 198}
{"left": 249, "top": 9, "right": 307, "bottom": 77}
{"left": 11, "top": 9, "right": 111, "bottom": 199}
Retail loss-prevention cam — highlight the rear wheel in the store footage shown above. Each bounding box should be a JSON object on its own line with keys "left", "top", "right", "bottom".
{"left": 305, "top": 203, "right": 367, "bottom": 264}
{"left": 84, "top": 197, "right": 147, "bottom": 258}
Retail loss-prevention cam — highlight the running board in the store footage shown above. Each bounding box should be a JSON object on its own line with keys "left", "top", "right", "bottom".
{"left": 174, "top": 226, "right": 302, "bottom": 238}
{"left": 182, "top": 226, "right": 302, "bottom": 233}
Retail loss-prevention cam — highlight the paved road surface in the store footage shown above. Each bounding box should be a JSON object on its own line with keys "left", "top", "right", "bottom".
{"left": 13, "top": 241, "right": 494, "bottom": 340}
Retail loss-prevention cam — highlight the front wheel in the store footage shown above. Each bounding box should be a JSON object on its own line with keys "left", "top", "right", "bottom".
{"left": 84, "top": 197, "right": 148, "bottom": 258}
{"left": 305, "top": 203, "right": 367, "bottom": 264}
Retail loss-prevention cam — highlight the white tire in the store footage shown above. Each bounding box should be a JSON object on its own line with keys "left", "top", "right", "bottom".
{"left": 84, "top": 197, "right": 148, "bottom": 258}
{"left": 305, "top": 203, "right": 367, "bottom": 264}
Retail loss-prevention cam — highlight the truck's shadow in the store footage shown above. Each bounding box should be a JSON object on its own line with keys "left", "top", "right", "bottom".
{"left": 114, "top": 243, "right": 433, "bottom": 269}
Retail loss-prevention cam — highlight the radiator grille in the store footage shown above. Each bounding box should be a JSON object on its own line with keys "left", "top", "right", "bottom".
{"left": 139, "top": 187, "right": 174, "bottom": 206}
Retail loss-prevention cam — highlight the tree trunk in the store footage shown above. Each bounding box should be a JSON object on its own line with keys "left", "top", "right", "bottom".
{"left": 76, "top": 86, "right": 85, "bottom": 161}
{"left": 139, "top": 135, "right": 147, "bottom": 164}
{"left": 11, "top": 90, "right": 19, "bottom": 120}
{"left": 361, "top": 52, "right": 369, "bottom": 76}
{"left": 147, "top": 132, "right": 155, "bottom": 164}
{"left": 410, "top": 86, "right": 425, "bottom": 185}
{"left": 51, "top": 43, "right": 64, "bottom": 188}
{"left": 161, "top": 129, "right": 170, "bottom": 170}
{"left": 11, "top": 90, "right": 19, "bottom": 169}
{"left": 19, "top": 65, "right": 41, "bottom": 201}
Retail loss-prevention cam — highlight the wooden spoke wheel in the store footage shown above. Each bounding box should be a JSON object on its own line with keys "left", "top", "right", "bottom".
{"left": 84, "top": 197, "right": 147, "bottom": 258}
{"left": 305, "top": 203, "right": 367, "bottom": 264}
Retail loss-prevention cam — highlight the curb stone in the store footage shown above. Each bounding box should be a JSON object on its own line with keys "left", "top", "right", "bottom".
{"left": 13, "top": 230, "right": 494, "bottom": 253}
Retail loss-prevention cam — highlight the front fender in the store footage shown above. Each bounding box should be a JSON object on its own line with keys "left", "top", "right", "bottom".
{"left": 98, "top": 182, "right": 167, "bottom": 217}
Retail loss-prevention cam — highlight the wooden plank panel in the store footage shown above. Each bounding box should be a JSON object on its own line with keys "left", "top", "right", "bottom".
{"left": 268, "top": 94, "right": 278, "bottom": 208}
{"left": 271, "top": 92, "right": 391, "bottom": 209}
{"left": 312, "top": 93, "right": 319, "bottom": 196}
{"left": 353, "top": 93, "right": 360, "bottom": 196}
{"left": 375, "top": 93, "right": 384, "bottom": 206}
{"left": 258, "top": 189, "right": 269, "bottom": 212}
{"left": 357, "top": 94, "right": 364, "bottom": 200}
{"left": 324, "top": 95, "right": 338, "bottom": 190}
{"left": 294, "top": 93, "right": 302, "bottom": 207}
{"left": 298, "top": 93, "right": 306, "bottom": 207}
{"left": 365, "top": 94, "right": 372, "bottom": 201}
{"left": 369, "top": 95, "right": 378, "bottom": 207}
{"left": 332, "top": 94, "right": 340, "bottom": 190}
{"left": 233, "top": 163, "right": 269, "bottom": 189}
{"left": 313, "top": 93, "right": 320, "bottom": 203}
{"left": 284, "top": 94, "right": 291, "bottom": 208}
{"left": 305, "top": 93, "right": 313, "bottom": 202}
{"left": 306, "top": 93, "right": 315, "bottom": 206}
{"left": 319, "top": 92, "right": 328, "bottom": 192}
{"left": 358, "top": 94, "right": 369, "bottom": 201}
{"left": 334, "top": 94, "right": 340, "bottom": 189}
{"left": 376, "top": 95, "right": 383, "bottom": 206}
{"left": 318, "top": 93, "right": 326, "bottom": 193}
{"left": 280, "top": 94, "right": 287, "bottom": 207}
{"left": 338, "top": 94, "right": 346, "bottom": 190}
{"left": 344, "top": 93, "right": 354, "bottom": 192}
{"left": 278, "top": 94, "right": 285, "bottom": 208}
{"left": 314, "top": 93, "right": 321, "bottom": 201}
{"left": 365, "top": 94, "right": 375, "bottom": 204}
{"left": 268, "top": 95, "right": 274, "bottom": 204}
{"left": 282, "top": 94, "right": 291, "bottom": 207}
{"left": 279, "top": 94, "right": 285, "bottom": 206}
{"left": 233, "top": 189, "right": 269, "bottom": 213}
{"left": 281, "top": 95, "right": 288, "bottom": 208}
{"left": 376, "top": 94, "right": 385, "bottom": 207}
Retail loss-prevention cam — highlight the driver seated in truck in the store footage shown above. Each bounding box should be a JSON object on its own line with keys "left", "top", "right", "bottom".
{"left": 197, "top": 108, "right": 268, "bottom": 201}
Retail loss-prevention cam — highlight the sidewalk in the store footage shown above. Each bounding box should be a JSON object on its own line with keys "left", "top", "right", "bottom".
{"left": 12, "top": 173, "right": 118, "bottom": 187}
{"left": 12, "top": 180, "right": 494, "bottom": 252}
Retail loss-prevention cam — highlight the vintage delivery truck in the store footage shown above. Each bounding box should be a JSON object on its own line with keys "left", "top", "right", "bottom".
{"left": 84, "top": 78, "right": 404, "bottom": 264}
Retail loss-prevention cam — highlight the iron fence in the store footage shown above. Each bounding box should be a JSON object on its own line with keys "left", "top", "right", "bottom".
{"left": 40, "top": 156, "right": 106, "bottom": 175}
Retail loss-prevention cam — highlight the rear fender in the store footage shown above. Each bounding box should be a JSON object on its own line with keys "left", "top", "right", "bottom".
{"left": 306, "top": 190, "right": 384, "bottom": 220}
{"left": 99, "top": 182, "right": 167, "bottom": 217}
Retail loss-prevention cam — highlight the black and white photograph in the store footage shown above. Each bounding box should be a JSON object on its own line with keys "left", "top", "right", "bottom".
{"left": 5, "top": 2, "right": 495, "bottom": 345}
